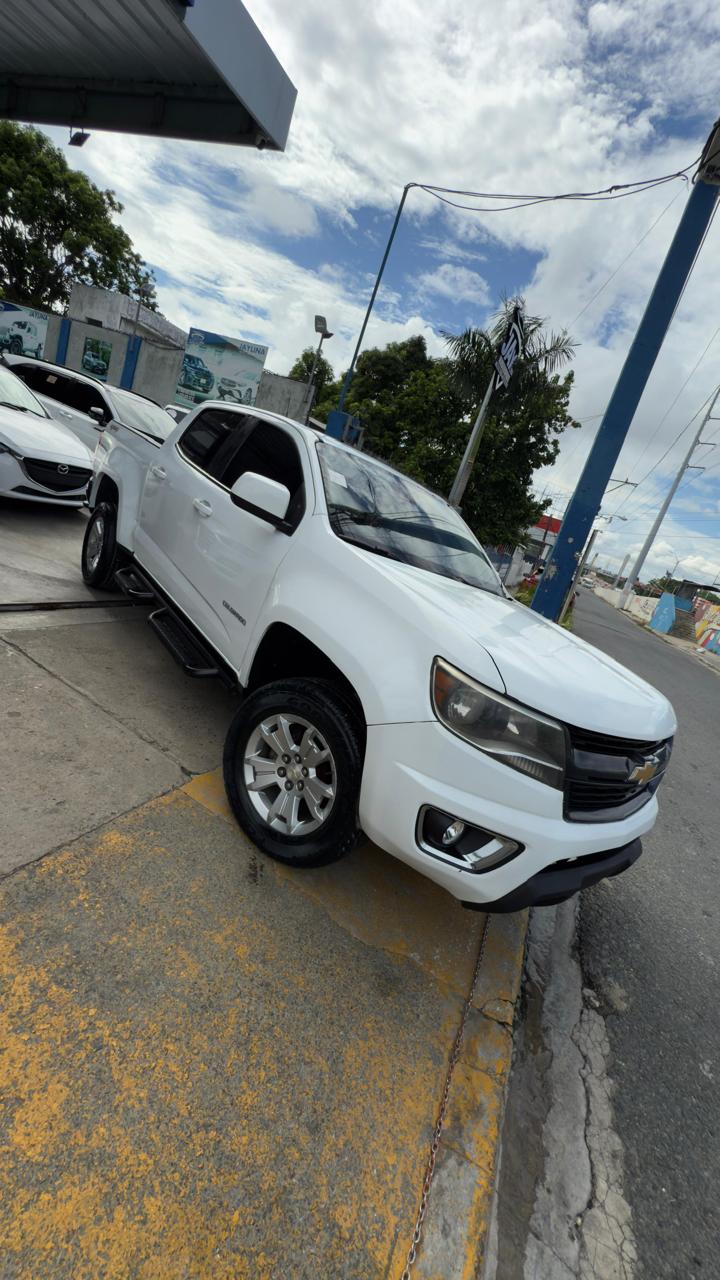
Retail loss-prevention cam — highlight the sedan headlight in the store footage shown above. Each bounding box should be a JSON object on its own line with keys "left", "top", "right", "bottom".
{"left": 432, "top": 658, "right": 566, "bottom": 790}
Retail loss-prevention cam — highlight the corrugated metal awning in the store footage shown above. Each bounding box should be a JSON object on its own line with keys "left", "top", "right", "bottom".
{"left": 0, "top": 0, "right": 296, "bottom": 150}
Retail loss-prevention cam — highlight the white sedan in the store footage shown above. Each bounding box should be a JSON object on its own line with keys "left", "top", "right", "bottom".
{"left": 0, "top": 364, "right": 93, "bottom": 507}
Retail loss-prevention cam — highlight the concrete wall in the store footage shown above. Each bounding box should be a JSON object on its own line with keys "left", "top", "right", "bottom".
{"left": 134, "top": 340, "right": 184, "bottom": 406}
{"left": 649, "top": 593, "right": 676, "bottom": 634}
{"left": 68, "top": 283, "right": 186, "bottom": 347}
{"left": 256, "top": 371, "right": 311, "bottom": 420}
{"left": 64, "top": 319, "right": 129, "bottom": 386}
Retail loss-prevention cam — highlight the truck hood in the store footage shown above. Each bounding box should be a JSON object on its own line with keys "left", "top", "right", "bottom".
{"left": 0, "top": 404, "right": 93, "bottom": 465}
{"left": 369, "top": 557, "right": 676, "bottom": 741}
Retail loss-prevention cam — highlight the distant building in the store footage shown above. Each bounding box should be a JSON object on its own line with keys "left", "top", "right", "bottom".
{"left": 68, "top": 283, "right": 186, "bottom": 349}
{"left": 525, "top": 514, "right": 562, "bottom": 565}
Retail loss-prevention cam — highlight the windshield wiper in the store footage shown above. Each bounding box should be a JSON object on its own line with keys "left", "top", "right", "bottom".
{"left": 0, "top": 401, "right": 29, "bottom": 413}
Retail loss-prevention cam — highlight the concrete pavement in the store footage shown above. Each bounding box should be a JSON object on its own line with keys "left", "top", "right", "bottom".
{"left": 0, "top": 506, "right": 527, "bottom": 1278}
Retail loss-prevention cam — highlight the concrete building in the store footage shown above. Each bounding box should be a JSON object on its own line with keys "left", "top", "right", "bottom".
{"left": 68, "top": 284, "right": 186, "bottom": 348}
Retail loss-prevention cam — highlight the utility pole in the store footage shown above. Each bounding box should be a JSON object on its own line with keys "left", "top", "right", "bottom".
{"left": 612, "top": 553, "right": 630, "bottom": 589}
{"left": 619, "top": 383, "right": 720, "bottom": 606}
{"left": 559, "top": 528, "right": 599, "bottom": 623}
{"left": 532, "top": 117, "right": 720, "bottom": 621}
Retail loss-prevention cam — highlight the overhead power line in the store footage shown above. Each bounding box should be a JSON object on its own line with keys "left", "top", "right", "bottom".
{"left": 418, "top": 159, "right": 698, "bottom": 214}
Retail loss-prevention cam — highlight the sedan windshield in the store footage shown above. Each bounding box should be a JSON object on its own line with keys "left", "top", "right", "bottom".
{"left": 108, "top": 389, "right": 175, "bottom": 441}
{"left": 0, "top": 365, "right": 48, "bottom": 418}
{"left": 316, "top": 441, "right": 503, "bottom": 595}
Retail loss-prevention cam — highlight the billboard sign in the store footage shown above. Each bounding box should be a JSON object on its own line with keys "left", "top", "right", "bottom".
{"left": 175, "top": 328, "right": 269, "bottom": 408}
{"left": 0, "top": 302, "right": 49, "bottom": 358}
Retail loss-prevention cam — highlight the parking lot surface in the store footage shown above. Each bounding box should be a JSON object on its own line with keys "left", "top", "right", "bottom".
{"left": 0, "top": 505, "right": 526, "bottom": 1279}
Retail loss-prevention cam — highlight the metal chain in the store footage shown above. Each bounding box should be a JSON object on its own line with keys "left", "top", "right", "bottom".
{"left": 400, "top": 915, "right": 490, "bottom": 1279}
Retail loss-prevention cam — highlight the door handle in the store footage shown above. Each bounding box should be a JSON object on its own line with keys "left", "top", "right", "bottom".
{"left": 59, "top": 409, "right": 74, "bottom": 419}
{"left": 193, "top": 497, "right": 213, "bottom": 517}
{"left": 150, "top": 465, "right": 167, "bottom": 480}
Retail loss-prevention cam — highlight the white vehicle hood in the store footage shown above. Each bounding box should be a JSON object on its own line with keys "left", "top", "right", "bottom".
{"left": 365, "top": 557, "right": 676, "bottom": 741}
{"left": 0, "top": 404, "right": 93, "bottom": 465}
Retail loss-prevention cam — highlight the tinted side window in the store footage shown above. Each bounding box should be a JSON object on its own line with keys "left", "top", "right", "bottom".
{"left": 12, "top": 366, "right": 106, "bottom": 417}
{"left": 221, "top": 421, "right": 304, "bottom": 495}
{"left": 221, "top": 421, "right": 306, "bottom": 528}
{"left": 177, "top": 408, "right": 254, "bottom": 480}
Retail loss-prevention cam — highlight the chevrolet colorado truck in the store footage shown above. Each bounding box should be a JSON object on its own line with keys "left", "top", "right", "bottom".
{"left": 82, "top": 400, "right": 676, "bottom": 911}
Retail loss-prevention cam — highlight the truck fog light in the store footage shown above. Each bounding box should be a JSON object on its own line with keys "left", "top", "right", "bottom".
{"left": 442, "top": 820, "right": 466, "bottom": 846}
{"left": 418, "top": 807, "right": 523, "bottom": 872}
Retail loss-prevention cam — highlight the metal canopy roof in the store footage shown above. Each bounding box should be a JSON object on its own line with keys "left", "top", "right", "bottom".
{"left": 0, "top": 0, "right": 297, "bottom": 150}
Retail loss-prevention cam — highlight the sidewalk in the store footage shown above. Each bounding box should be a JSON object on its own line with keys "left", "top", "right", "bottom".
{"left": 0, "top": 768, "right": 526, "bottom": 1280}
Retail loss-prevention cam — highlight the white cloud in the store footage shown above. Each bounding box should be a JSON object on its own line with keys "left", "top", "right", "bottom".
{"left": 415, "top": 263, "right": 490, "bottom": 305}
{"left": 587, "top": 3, "right": 631, "bottom": 39}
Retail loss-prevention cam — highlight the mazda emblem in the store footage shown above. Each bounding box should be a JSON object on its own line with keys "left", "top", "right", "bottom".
{"left": 57, "top": 464, "right": 69, "bottom": 475}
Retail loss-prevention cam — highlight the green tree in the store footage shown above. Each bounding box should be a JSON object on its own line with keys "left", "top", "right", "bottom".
{"left": 341, "top": 309, "right": 578, "bottom": 546}
{"left": 0, "top": 122, "right": 157, "bottom": 311}
{"left": 288, "top": 346, "right": 335, "bottom": 412}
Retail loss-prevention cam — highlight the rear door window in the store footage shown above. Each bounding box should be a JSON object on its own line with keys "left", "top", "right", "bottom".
{"left": 11, "top": 365, "right": 108, "bottom": 419}
{"left": 177, "top": 408, "right": 255, "bottom": 481}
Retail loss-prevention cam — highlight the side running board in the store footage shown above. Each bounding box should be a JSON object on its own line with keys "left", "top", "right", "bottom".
{"left": 113, "top": 565, "right": 156, "bottom": 602}
{"left": 148, "top": 607, "right": 220, "bottom": 679}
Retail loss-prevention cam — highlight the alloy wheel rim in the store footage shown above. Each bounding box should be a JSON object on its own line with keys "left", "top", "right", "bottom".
{"left": 86, "top": 517, "right": 104, "bottom": 572}
{"left": 243, "top": 713, "right": 337, "bottom": 837}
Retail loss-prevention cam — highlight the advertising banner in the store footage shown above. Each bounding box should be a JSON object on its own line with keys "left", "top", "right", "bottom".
{"left": 0, "top": 302, "right": 49, "bottom": 358}
{"left": 81, "top": 335, "right": 112, "bottom": 381}
{"left": 175, "top": 328, "right": 269, "bottom": 408}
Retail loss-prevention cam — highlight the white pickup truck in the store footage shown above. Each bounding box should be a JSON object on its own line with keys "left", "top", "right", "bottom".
{"left": 83, "top": 401, "right": 676, "bottom": 911}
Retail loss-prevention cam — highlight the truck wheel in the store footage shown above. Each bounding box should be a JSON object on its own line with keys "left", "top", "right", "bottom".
{"left": 81, "top": 502, "right": 120, "bottom": 589}
{"left": 223, "top": 678, "right": 363, "bottom": 868}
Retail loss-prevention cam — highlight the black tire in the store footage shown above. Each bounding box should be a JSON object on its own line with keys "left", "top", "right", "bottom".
{"left": 81, "top": 502, "right": 120, "bottom": 589}
{"left": 223, "top": 678, "right": 363, "bottom": 868}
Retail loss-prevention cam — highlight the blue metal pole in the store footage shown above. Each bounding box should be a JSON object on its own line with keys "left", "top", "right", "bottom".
{"left": 337, "top": 184, "right": 415, "bottom": 412}
{"left": 531, "top": 173, "right": 719, "bottom": 621}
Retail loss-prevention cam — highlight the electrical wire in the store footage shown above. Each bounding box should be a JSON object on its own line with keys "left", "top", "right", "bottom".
{"left": 568, "top": 189, "right": 683, "bottom": 328}
{"left": 416, "top": 160, "right": 697, "bottom": 214}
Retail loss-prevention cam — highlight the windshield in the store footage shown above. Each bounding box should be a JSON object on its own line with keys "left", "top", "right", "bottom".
{"left": 0, "top": 365, "right": 48, "bottom": 417}
{"left": 108, "top": 390, "right": 174, "bottom": 441}
{"left": 316, "top": 441, "right": 504, "bottom": 595}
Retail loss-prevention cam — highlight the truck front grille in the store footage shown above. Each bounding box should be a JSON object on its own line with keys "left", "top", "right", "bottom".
{"left": 565, "top": 725, "right": 673, "bottom": 823}
{"left": 21, "top": 458, "right": 91, "bottom": 492}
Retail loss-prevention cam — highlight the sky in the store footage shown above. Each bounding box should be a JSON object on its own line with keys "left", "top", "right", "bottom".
{"left": 52, "top": 0, "right": 720, "bottom": 584}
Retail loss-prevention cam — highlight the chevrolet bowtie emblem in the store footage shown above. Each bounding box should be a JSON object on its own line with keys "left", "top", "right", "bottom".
{"left": 629, "top": 756, "right": 660, "bottom": 784}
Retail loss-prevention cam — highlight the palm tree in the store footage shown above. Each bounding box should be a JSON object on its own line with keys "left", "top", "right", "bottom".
{"left": 445, "top": 296, "right": 576, "bottom": 408}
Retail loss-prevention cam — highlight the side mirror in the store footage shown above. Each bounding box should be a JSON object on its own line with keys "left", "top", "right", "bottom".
{"left": 88, "top": 406, "right": 106, "bottom": 426}
{"left": 230, "top": 471, "right": 291, "bottom": 531}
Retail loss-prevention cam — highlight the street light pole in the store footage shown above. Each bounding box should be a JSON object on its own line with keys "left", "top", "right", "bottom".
{"left": 304, "top": 315, "right": 333, "bottom": 424}
{"left": 337, "top": 184, "right": 416, "bottom": 412}
{"left": 619, "top": 383, "right": 720, "bottom": 606}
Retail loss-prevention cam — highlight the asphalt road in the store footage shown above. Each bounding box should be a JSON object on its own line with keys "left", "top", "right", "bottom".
{"left": 574, "top": 591, "right": 719, "bottom": 1280}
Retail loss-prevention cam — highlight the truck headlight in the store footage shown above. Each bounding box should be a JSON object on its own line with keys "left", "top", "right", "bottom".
{"left": 432, "top": 658, "right": 566, "bottom": 790}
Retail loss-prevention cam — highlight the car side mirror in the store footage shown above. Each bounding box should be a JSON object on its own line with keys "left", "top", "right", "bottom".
{"left": 230, "top": 471, "right": 292, "bottom": 531}
{"left": 88, "top": 406, "right": 106, "bottom": 426}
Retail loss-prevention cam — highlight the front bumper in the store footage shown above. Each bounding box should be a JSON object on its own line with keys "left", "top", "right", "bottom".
{"left": 0, "top": 452, "right": 88, "bottom": 506}
{"left": 359, "top": 722, "right": 658, "bottom": 909}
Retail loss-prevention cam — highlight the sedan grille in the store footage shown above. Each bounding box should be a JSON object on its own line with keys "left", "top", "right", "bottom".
{"left": 21, "top": 458, "right": 91, "bottom": 492}
{"left": 565, "top": 725, "right": 673, "bottom": 823}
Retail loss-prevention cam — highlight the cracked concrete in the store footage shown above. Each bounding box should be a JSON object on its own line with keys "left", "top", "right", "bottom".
{"left": 487, "top": 901, "right": 635, "bottom": 1280}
